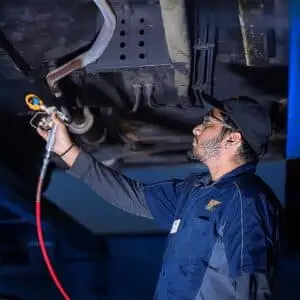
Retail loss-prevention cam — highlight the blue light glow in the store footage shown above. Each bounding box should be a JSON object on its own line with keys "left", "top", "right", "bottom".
{"left": 287, "top": 0, "right": 300, "bottom": 159}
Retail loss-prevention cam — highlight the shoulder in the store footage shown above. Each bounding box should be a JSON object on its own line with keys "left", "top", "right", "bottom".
{"left": 216, "top": 173, "right": 281, "bottom": 240}
{"left": 223, "top": 175, "right": 280, "bottom": 276}
{"left": 224, "top": 174, "right": 281, "bottom": 246}
{"left": 233, "top": 174, "right": 282, "bottom": 214}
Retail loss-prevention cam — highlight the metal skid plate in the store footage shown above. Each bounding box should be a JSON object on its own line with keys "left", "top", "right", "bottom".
{"left": 86, "top": 2, "right": 171, "bottom": 73}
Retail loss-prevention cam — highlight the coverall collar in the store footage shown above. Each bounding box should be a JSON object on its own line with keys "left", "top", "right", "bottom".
{"left": 198, "top": 162, "right": 257, "bottom": 187}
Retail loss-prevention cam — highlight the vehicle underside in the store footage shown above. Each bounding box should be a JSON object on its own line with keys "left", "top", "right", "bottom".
{"left": 0, "top": 0, "right": 288, "bottom": 169}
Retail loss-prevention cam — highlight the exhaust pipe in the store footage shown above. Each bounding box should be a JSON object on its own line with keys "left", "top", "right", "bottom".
{"left": 46, "top": 0, "right": 116, "bottom": 94}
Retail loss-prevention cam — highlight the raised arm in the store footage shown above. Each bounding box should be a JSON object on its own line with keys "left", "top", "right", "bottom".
{"left": 37, "top": 113, "right": 185, "bottom": 229}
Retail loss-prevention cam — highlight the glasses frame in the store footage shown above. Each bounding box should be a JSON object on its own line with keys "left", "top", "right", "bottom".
{"left": 202, "top": 112, "right": 237, "bottom": 131}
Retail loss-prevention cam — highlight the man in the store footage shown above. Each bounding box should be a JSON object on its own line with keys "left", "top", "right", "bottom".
{"left": 37, "top": 95, "right": 281, "bottom": 299}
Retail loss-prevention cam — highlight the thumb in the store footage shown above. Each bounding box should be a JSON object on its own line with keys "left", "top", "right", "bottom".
{"left": 52, "top": 112, "right": 63, "bottom": 125}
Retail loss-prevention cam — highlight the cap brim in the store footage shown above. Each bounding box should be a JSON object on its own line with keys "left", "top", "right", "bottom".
{"left": 201, "top": 92, "right": 224, "bottom": 111}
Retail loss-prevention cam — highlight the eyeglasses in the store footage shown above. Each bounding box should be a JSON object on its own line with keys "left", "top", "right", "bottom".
{"left": 202, "top": 113, "right": 236, "bottom": 130}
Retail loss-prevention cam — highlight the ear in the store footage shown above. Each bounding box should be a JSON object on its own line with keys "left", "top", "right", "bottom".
{"left": 226, "top": 132, "right": 242, "bottom": 146}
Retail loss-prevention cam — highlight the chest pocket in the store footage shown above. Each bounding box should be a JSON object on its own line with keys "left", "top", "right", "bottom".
{"left": 166, "top": 216, "right": 213, "bottom": 297}
{"left": 176, "top": 216, "right": 212, "bottom": 261}
{"left": 174, "top": 183, "right": 216, "bottom": 262}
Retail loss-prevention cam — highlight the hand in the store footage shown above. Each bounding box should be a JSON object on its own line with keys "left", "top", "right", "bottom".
{"left": 37, "top": 113, "right": 73, "bottom": 156}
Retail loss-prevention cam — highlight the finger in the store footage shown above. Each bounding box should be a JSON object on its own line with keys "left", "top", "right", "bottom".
{"left": 52, "top": 112, "right": 62, "bottom": 125}
{"left": 41, "top": 117, "right": 47, "bottom": 124}
{"left": 48, "top": 120, "right": 54, "bottom": 128}
{"left": 37, "top": 127, "right": 49, "bottom": 140}
{"left": 37, "top": 126, "right": 47, "bottom": 138}
{"left": 37, "top": 121, "right": 50, "bottom": 131}
{"left": 38, "top": 119, "right": 47, "bottom": 128}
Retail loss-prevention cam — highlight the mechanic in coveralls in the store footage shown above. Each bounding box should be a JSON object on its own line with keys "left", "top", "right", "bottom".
{"left": 37, "top": 95, "right": 281, "bottom": 300}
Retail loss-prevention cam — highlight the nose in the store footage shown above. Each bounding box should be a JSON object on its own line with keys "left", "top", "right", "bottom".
{"left": 192, "top": 124, "right": 203, "bottom": 136}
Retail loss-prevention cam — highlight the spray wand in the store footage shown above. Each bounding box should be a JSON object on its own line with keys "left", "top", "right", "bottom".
{"left": 25, "top": 93, "right": 71, "bottom": 300}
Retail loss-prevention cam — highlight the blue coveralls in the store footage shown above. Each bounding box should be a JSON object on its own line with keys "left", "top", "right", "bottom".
{"left": 69, "top": 151, "right": 281, "bottom": 300}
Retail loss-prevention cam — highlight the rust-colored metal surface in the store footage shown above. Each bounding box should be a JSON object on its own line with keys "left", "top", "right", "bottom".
{"left": 46, "top": 58, "right": 82, "bottom": 89}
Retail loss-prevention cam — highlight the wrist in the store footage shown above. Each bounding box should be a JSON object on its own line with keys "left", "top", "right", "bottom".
{"left": 59, "top": 143, "right": 74, "bottom": 158}
{"left": 61, "top": 145, "right": 81, "bottom": 167}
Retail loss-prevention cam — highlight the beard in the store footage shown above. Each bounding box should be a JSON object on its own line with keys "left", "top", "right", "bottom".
{"left": 193, "top": 135, "right": 223, "bottom": 163}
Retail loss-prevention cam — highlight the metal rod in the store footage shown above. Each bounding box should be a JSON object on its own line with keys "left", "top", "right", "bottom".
{"left": 46, "top": 0, "right": 116, "bottom": 92}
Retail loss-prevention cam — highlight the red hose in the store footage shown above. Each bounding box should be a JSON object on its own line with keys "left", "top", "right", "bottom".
{"left": 36, "top": 177, "right": 71, "bottom": 300}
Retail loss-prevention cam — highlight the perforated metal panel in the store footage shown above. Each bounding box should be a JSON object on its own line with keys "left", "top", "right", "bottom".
{"left": 86, "top": 3, "right": 171, "bottom": 72}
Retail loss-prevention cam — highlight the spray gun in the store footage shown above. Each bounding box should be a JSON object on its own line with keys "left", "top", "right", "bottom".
{"left": 25, "top": 93, "right": 69, "bottom": 129}
{"left": 25, "top": 93, "right": 70, "bottom": 178}
{"left": 25, "top": 93, "right": 71, "bottom": 300}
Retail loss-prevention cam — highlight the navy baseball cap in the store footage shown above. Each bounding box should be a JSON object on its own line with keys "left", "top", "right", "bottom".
{"left": 201, "top": 94, "right": 272, "bottom": 156}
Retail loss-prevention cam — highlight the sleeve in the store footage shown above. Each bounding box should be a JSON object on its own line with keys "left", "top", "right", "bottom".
{"left": 143, "top": 179, "right": 185, "bottom": 229}
{"left": 221, "top": 184, "right": 279, "bottom": 299}
{"left": 67, "top": 150, "right": 185, "bottom": 227}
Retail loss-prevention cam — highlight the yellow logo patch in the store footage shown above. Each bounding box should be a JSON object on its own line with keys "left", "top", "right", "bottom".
{"left": 205, "top": 199, "right": 222, "bottom": 211}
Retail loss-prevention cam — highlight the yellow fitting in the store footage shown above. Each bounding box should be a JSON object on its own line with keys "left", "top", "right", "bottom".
{"left": 25, "top": 93, "right": 44, "bottom": 111}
